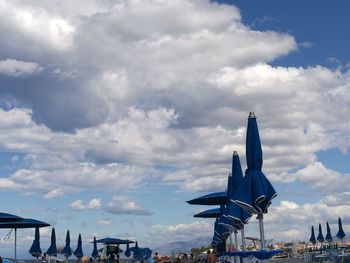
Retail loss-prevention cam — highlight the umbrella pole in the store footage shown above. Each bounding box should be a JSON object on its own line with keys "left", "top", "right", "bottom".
{"left": 241, "top": 228, "right": 248, "bottom": 263}
{"left": 234, "top": 230, "right": 239, "bottom": 263}
{"left": 14, "top": 228, "right": 17, "bottom": 263}
{"left": 257, "top": 214, "right": 269, "bottom": 263}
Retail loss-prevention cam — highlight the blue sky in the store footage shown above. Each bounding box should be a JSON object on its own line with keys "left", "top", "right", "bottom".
{"left": 0, "top": 0, "right": 350, "bottom": 259}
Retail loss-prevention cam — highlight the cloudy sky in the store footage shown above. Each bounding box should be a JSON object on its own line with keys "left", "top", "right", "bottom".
{"left": 0, "top": 0, "right": 350, "bottom": 259}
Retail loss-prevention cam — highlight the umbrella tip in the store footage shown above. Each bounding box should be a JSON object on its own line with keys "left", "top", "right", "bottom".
{"left": 233, "top": 151, "right": 238, "bottom": 156}
{"left": 248, "top": 112, "right": 256, "bottom": 119}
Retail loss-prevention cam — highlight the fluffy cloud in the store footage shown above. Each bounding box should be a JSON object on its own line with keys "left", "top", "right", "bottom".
{"left": 0, "top": 59, "right": 43, "bottom": 77}
{"left": 106, "top": 195, "right": 152, "bottom": 215}
{"left": 70, "top": 198, "right": 102, "bottom": 210}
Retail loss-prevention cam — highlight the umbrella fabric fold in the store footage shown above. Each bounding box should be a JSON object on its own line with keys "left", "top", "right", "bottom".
{"left": 193, "top": 208, "right": 220, "bottom": 218}
{"left": 325, "top": 222, "right": 333, "bottom": 242}
{"left": 74, "top": 234, "right": 84, "bottom": 258}
{"left": 224, "top": 152, "right": 252, "bottom": 228}
{"left": 309, "top": 226, "right": 316, "bottom": 245}
{"left": 29, "top": 227, "right": 42, "bottom": 258}
{"left": 0, "top": 212, "right": 23, "bottom": 223}
{"left": 91, "top": 236, "right": 98, "bottom": 259}
{"left": 62, "top": 230, "right": 72, "bottom": 258}
{"left": 337, "top": 217, "right": 346, "bottom": 240}
{"left": 46, "top": 228, "right": 57, "bottom": 257}
{"left": 187, "top": 192, "right": 227, "bottom": 205}
{"left": 317, "top": 223, "right": 325, "bottom": 243}
{"left": 233, "top": 114, "right": 277, "bottom": 214}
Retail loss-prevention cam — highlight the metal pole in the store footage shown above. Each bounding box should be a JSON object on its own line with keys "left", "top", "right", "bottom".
{"left": 241, "top": 228, "right": 248, "bottom": 263}
{"left": 14, "top": 228, "right": 17, "bottom": 263}
{"left": 257, "top": 213, "right": 269, "bottom": 263}
{"left": 257, "top": 214, "right": 266, "bottom": 250}
{"left": 234, "top": 230, "right": 239, "bottom": 263}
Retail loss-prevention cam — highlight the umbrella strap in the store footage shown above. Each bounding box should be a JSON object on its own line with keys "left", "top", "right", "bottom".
{"left": 3, "top": 228, "right": 13, "bottom": 240}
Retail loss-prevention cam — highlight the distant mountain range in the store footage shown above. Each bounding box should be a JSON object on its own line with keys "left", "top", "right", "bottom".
{"left": 153, "top": 237, "right": 211, "bottom": 255}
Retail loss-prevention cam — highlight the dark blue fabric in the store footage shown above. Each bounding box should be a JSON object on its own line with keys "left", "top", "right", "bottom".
{"left": 187, "top": 191, "right": 227, "bottom": 205}
{"left": 310, "top": 225, "right": 316, "bottom": 245}
{"left": 326, "top": 222, "right": 333, "bottom": 242}
{"left": 216, "top": 240, "right": 227, "bottom": 254}
{"left": 95, "top": 237, "right": 134, "bottom": 244}
{"left": 0, "top": 212, "right": 23, "bottom": 223}
{"left": 224, "top": 154, "right": 252, "bottom": 228}
{"left": 124, "top": 243, "right": 131, "bottom": 257}
{"left": 337, "top": 217, "right": 346, "bottom": 240}
{"left": 212, "top": 218, "right": 230, "bottom": 245}
{"left": 233, "top": 117, "right": 277, "bottom": 214}
{"left": 91, "top": 237, "right": 98, "bottom": 259}
{"left": 46, "top": 228, "right": 57, "bottom": 256}
{"left": 0, "top": 218, "right": 50, "bottom": 228}
{"left": 29, "top": 227, "right": 42, "bottom": 258}
{"left": 74, "top": 234, "right": 84, "bottom": 258}
{"left": 194, "top": 208, "right": 220, "bottom": 218}
{"left": 317, "top": 223, "right": 325, "bottom": 242}
{"left": 62, "top": 230, "right": 72, "bottom": 257}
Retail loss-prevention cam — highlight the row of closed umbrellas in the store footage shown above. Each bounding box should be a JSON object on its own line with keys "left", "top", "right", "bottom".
{"left": 0, "top": 212, "right": 151, "bottom": 262}
{"left": 187, "top": 113, "right": 280, "bottom": 262}
{"left": 309, "top": 218, "right": 346, "bottom": 245}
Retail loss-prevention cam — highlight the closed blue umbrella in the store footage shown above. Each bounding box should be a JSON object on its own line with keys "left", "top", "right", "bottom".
{"left": 317, "top": 223, "right": 324, "bottom": 243}
{"left": 124, "top": 243, "right": 131, "bottom": 258}
{"left": 325, "top": 222, "right": 332, "bottom": 243}
{"left": 74, "top": 234, "right": 84, "bottom": 259}
{"left": 337, "top": 217, "right": 346, "bottom": 240}
{"left": 233, "top": 113, "right": 277, "bottom": 254}
{"left": 29, "top": 227, "right": 42, "bottom": 261}
{"left": 91, "top": 236, "right": 98, "bottom": 259}
{"left": 46, "top": 227, "right": 57, "bottom": 257}
{"left": 62, "top": 230, "right": 72, "bottom": 258}
{"left": 309, "top": 226, "right": 316, "bottom": 245}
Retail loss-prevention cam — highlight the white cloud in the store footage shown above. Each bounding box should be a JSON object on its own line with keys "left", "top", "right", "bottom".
{"left": 96, "top": 219, "right": 112, "bottom": 226}
{"left": 106, "top": 195, "right": 152, "bottom": 215}
{"left": 70, "top": 198, "right": 101, "bottom": 210}
{"left": 0, "top": 59, "right": 43, "bottom": 77}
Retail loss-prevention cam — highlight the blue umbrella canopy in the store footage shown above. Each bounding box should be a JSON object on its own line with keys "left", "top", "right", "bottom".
{"left": 325, "top": 222, "right": 333, "bottom": 242}
{"left": 91, "top": 236, "right": 98, "bottom": 259}
{"left": 95, "top": 237, "right": 134, "bottom": 244}
{"left": 124, "top": 243, "right": 131, "bottom": 258}
{"left": 309, "top": 225, "right": 316, "bottom": 245}
{"left": 47, "top": 227, "right": 57, "bottom": 257}
{"left": 62, "top": 230, "right": 72, "bottom": 257}
{"left": 224, "top": 152, "right": 251, "bottom": 228}
{"left": 193, "top": 208, "right": 220, "bottom": 218}
{"left": 317, "top": 223, "right": 325, "bottom": 243}
{"left": 337, "top": 217, "right": 346, "bottom": 240}
{"left": 233, "top": 113, "right": 277, "bottom": 214}
{"left": 74, "top": 234, "right": 84, "bottom": 258}
{"left": 187, "top": 192, "right": 227, "bottom": 205}
{"left": 0, "top": 218, "right": 50, "bottom": 262}
{"left": 29, "top": 227, "right": 42, "bottom": 258}
{"left": 0, "top": 212, "right": 23, "bottom": 223}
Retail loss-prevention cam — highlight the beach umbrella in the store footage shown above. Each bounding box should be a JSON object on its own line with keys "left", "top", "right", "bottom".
{"left": 336, "top": 217, "right": 346, "bottom": 240}
{"left": 62, "top": 230, "right": 72, "bottom": 259}
{"left": 0, "top": 212, "right": 23, "bottom": 223}
{"left": 326, "top": 222, "right": 333, "bottom": 243}
{"left": 74, "top": 234, "right": 84, "bottom": 259}
{"left": 193, "top": 208, "right": 220, "bottom": 218}
{"left": 46, "top": 227, "right": 57, "bottom": 257}
{"left": 0, "top": 218, "right": 50, "bottom": 263}
{"left": 91, "top": 236, "right": 98, "bottom": 259}
{"left": 124, "top": 243, "right": 131, "bottom": 258}
{"left": 309, "top": 226, "right": 316, "bottom": 245}
{"left": 187, "top": 192, "right": 227, "bottom": 205}
{"left": 317, "top": 223, "right": 325, "bottom": 243}
{"left": 95, "top": 237, "right": 134, "bottom": 244}
{"left": 29, "top": 227, "right": 42, "bottom": 262}
{"left": 233, "top": 113, "right": 277, "bottom": 253}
